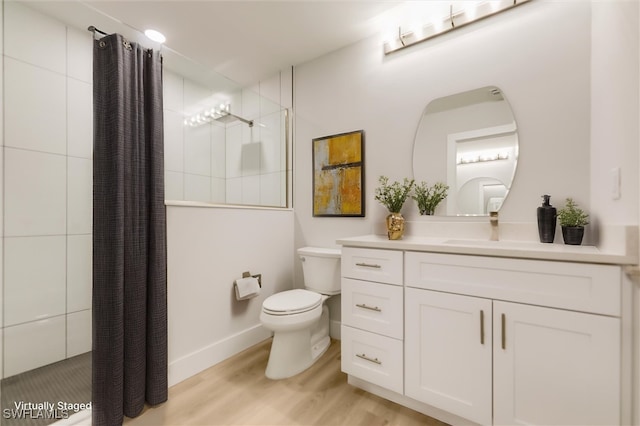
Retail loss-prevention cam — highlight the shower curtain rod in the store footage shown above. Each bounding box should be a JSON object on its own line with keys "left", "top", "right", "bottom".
{"left": 87, "top": 25, "right": 108, "bottom": 36}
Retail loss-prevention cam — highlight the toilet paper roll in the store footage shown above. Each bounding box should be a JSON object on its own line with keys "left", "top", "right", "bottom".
{"left": 234, "top": 276, "right": 261, "bottom": 300}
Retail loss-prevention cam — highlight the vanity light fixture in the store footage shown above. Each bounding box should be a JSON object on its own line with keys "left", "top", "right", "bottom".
{"left": 144, "top": 29, "right": 166, "bottom": 44}
{"left": 383, "top": 0, "right": 531, "bottom": 55}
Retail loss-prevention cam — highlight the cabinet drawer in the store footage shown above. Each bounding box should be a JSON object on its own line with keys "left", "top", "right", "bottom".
{"left": 342, "top": 278, "right": 403, "bottom": 339}
{"left": 405, "top": 252, "right": 621, "bottom": 316}
{"left": 341, "top": 325, "right": 403, "bottom": 394}
{"left": 341, "top": 247, "right": 403, "bottom": 285}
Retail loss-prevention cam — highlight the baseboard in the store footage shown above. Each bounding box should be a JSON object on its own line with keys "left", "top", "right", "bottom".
{"left": 330, "top": 319, "right": 341, "bottom": 340}
{"left": 168, "top": 324, "right": 272, "bottom": 387}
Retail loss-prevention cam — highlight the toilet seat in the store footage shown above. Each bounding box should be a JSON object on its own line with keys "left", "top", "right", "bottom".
{"left": 262, "top": 289, "right": 322, "bottom": 316}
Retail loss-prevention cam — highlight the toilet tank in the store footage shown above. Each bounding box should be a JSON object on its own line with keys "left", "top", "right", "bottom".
{"left": 297, "top": 247, "right": 341, "bottom": 295}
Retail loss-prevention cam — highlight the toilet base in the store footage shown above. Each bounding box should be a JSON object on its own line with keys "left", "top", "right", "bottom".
{"left": 265, "top": 305, "right": 330, "bottom": 380}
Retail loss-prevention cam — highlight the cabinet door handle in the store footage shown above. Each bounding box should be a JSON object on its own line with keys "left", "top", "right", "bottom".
{"left": 355, "top": 303, "right": 382, "bottom": 312}
{"left": 355, "top": 262, "right": 381, "bottom": 269}
{"left": 501, "top": 313, "right": 506, "bottom": 350}
{"left": 480, "top": 310, "right": 485, "bottom": 345}
{"left": 356, "top": 353, "right": 382, "bottom": 365}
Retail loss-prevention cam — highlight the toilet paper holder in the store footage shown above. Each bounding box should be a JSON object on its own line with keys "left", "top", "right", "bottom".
{"left": 241, "top": 271, "right": 261, "bottom": 287}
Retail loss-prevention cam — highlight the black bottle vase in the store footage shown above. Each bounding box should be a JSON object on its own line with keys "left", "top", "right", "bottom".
{"left": 537, "top": 195, "right": 556, "bottom": 243}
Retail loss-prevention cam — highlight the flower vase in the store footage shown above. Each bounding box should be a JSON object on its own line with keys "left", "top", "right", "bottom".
{"left": 386, "top": 212, "right": 405, "bottom": 240}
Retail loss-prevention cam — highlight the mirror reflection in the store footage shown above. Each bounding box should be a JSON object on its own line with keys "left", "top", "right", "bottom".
{"left": 163, "top": 58, "right": 289, "bottom": 208}
{"left": 413, "top": 86, "right": 518, "bottom": 216}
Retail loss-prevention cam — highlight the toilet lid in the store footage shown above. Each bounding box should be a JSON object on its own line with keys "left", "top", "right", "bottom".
{"left": 262, "top": 289, "right": 322, "bottom": 315}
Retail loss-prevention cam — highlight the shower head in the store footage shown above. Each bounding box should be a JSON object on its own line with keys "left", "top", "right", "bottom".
{"left": 215, "top": 112, "right": 253, "bottom": 127}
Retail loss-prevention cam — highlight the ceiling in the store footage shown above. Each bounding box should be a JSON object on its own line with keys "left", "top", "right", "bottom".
{"left": 22, "top": 0, "right": 421, "bottom": 88}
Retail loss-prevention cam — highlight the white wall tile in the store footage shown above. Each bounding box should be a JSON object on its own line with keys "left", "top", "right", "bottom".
{"left": 68, "top": 157, "right": 92, "bottom": 235}
{"left": 184, "top": 125, "right": 211, "bottom": 176}
{"left": 67, "top": 27, "right": 93, "bottom": 83}
{"left": 260, "top": 172, "right": 284, "bottom": 207}
{"left": 5, "top": 58, "right": 66, "bottom": 155}
{"left": 259, "top": 72, "right": 282, "bottom": 115}
{"left": 242, "top": 87, "right": 260, "bottom": 119}
{"left": 5, "top": 149, "right": 66, "bottom": 236}
{"left": 4, "top": 1, "right": 66, "bottom": 74}
{"left": 163, "top": 71, "right": 183, "bottom": 113}
{"left": 242, "top": 175, "right": 260, "bottom": 205}
{"left": 67, "top": 310, "right": 92, "bottom": 357}
{"left": 211, "top": 124, "right": 226, "bottom": 178}
{"left": 165, "top": 171, "right": 184, "bottom": 201}
{"left": 184, "top": 174, "right": 211, "bottom": 203}
{"left": 164, "top": 110, "right": 184, "bottom": 172}
{"left": 4, "top": 236, "right": 66, "bottom": 326}
{"left": 226, "top": 124, "right": 243, "bottom": 178}
{"left": 225, "top": 178, "right": 242, "bottom": 205}
{"left": 67, "top": 235, "right": 92, "bottom": 313}
{"left": 183, "top": 80, "right": 211, "bottom": 116}
{"left": 211, "top": 177, "right": 226, "bottom": 204}
{"left": 4, "top": 316, "right": 66, "bottom": 377}
{"left": 280, "top": 67, "right": 293, "bottom": 110}
{"left": 260, "top": 111, "right": 284, "bottom": 174}
{"left": 67, "top": 78, "right": 93, "bottom": 159}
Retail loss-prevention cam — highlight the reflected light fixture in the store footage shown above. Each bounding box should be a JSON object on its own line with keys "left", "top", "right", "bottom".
{"left": 384, "top": 0, "right": 531, "bottom": 55}
{"left": 457, "top": 151, "right": 510, "bottom": 165}
{"left": 184, "top": 103, "right": 231, "bottom": 127}
{"left": 144, "top": 29, "right": 166, "bottom": 44}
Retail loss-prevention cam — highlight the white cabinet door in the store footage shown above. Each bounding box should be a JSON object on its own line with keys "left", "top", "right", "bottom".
{"left": 493, "top": 301, "right": 621, "bottom": 426}
{"left": 405, "top": 288, "right": 492, "bottom": 425}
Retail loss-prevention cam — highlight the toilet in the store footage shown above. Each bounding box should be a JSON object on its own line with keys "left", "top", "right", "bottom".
{"left": 260, "top": 246, "right": 341, "bottom": 379}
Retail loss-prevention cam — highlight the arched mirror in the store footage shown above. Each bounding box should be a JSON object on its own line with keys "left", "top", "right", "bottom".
{"left": 412, "top": 86, "right": 519, "bottom": 216}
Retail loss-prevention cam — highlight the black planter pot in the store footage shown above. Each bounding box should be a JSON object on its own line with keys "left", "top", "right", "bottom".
{"left": 561, "top": 226, "right": 584, "bottom": 245}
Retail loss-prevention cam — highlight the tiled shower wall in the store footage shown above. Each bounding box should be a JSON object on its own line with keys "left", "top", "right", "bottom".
{"left": 2, "top": 2, "right": 93, "bottom": 378}
{"left": 164, "top": 70, "right": 289, "bottom": 207}
{"left": 1, "top": 2, "right": 291, "bottom": 378}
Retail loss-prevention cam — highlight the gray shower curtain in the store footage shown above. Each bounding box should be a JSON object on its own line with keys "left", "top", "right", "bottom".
{"left": 92, "top": 33, "right": 167, "bottom": 426}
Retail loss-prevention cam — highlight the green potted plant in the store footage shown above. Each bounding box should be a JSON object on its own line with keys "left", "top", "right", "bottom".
{"left": 412, "top": 181, "right": 449, "bottom": 215}
{"left": 374, "top": 176, "right": 415, "bottom": 240}
{"left": 556, "top": 197, "right": 589, "bottom": 245}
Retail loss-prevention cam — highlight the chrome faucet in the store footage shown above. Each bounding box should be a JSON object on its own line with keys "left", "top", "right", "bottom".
{"left": 489, "top": 211, "right": 499, "bottom": 241}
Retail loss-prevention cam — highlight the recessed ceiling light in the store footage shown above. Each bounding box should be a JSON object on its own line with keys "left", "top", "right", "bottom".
{"left": 144, "top": 29, "right": 166, "bottom": 44}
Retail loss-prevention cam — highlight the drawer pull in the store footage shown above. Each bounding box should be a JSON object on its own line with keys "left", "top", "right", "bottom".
{"left": 501, "top": 313, "right": 506, "bottom": 350}
{"left": 356, "top": 353, "right": 382, "bottom": 365}
{"left": 355, "top": 303, "right": 382, "bottom": 312}
{"left": 355, "top": 262, "right": 382, "bottom": 269}
{"left": 480, "top": 310, "right": 485, "bottom": 345}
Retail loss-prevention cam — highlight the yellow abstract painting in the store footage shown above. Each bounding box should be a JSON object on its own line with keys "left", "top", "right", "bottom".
{"left": 312, "top": 130, "right": 364, "bottom": 216}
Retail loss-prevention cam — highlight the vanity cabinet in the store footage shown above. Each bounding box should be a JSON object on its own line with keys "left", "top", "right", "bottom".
{"left": 405, "top": 252, "right": 622, "bottom": 426}
{"left": 340, "top": 247, "right": 404, "bottom": 394}
{"left": 339, "top": 240, "right": 629, "bottom": 426}
{"left": 405, "top": 288, "right": 493, "bottom": 424}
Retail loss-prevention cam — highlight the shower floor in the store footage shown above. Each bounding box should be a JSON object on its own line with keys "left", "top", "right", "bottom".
{"left": 1, "top": 353, "right": 91, "bottom": 426}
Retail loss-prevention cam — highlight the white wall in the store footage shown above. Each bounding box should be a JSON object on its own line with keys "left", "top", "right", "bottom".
{"left": 591, "top": 1, "right": 639, "bottom": 226}
{"left": 166, "top": 205, "right": 294, "bottom": 385}
{"left": 293, "top": 1, "right": 638, "bottom": 250}
{"left": 2, "top": 2, "right": 93, "bottom": 378}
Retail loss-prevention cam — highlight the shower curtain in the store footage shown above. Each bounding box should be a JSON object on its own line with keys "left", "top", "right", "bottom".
{"left": 92, "top": 33, "right": 167, "bottom": 425}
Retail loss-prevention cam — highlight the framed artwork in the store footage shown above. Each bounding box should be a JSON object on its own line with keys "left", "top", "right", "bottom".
{"left": 312, "top": 130, "right": 365, "bottom": 217}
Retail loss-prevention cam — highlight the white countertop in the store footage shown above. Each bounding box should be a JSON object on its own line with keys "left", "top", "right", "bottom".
{"left": 336, "top": 234, "right": 638, "bottom": 265}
